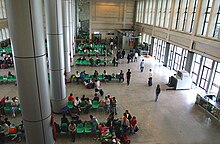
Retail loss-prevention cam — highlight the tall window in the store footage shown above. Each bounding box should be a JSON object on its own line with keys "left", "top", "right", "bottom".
{"left": 160, "top": 0, "right": 167, "bottom": 27}
{"left": 151, "top": 0, "right": 156, "bottom": 25}
{"left": 148, "top": 0, "right": 152, "bottom": 24}
{"left": 153, "top": 38, "right": 158, "bottom": 57}
{"left": 189, "top": 0, "right": 198, "bottom": 33}
{"left": 140, "top": 0, "right": 145, "bottom": 23}
{"left": 168, "top": 44, "right": 175, "bottom": 69}
{"left": 192, "top": 54, "right": 202, "bottom": 84}
{"left": 213, "top": 6, "right": 220, "bottom": 38}
{"left": 164, "top": 0, "right": 172, "bottom": 28}
{"left": 199, "top": 57, "right": 213, "bottom": 90}
{"left": 182, "top": 0, "right": 189, "bottom": 31}
{"left": 136, "top": 1, "right": 140, "bottom": 22}
{"left": 156, "top": 0, "right": 162, "bottom": 26}
{"left": 168, "top": 44, "right": 188, "bottom": 71}
{"left": 201, "top": 0, "right": 213, "bottom": 36}
{"left": 0, "top": 0, "right": 6, "bottom": 19}
{"left": 173, "top": 47, "right": 183, "bottom": 71}
{"left": 1, "top": 28, "right": 6, "bottom": 40}
{"left": 153, "top": 38, "right": 166, "bottom": 63}
{"left": 175, "top": 0, "right": 182, "bottom": 30}
{"left": 144, "top": 0, "right": 149, "bottom": 24}
{"left": 211, "top": 62, "right": 220, "bottom": 93}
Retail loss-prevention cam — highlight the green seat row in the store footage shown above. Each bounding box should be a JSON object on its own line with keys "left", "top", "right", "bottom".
{"left": 0, "top": 75, "right": 16, "bottom": 84}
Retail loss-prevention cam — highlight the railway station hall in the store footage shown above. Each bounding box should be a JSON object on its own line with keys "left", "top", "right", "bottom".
{"left": 0, "top": 0, "right": 220, "bottom": 144}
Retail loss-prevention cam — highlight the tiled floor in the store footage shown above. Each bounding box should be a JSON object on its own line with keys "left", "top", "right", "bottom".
{"left": 0, "top": 56, "right": 220, "bottom": 144}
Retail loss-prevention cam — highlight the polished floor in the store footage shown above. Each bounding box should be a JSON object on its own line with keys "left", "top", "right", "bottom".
{"left": 0, "top": 55, "right": 220, "bottom": 144}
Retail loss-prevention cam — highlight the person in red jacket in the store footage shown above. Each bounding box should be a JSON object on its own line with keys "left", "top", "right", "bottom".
{"left": 129, "top": 116, "right": 138, "bottom": 134}
{"left": 68, "top": 93, "right": 74, "bottom": 102}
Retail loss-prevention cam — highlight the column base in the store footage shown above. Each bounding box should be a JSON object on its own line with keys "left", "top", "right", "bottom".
{"left": 66, "top": 72, "right": 72, "bottom": 83}
{"left": 51, "top": 97, "right": 67, "bottom": 114}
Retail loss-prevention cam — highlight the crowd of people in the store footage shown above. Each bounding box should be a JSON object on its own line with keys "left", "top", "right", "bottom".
{"left": 0, "top": 53, "right": 13, "bottom": 69}
{"left": 72, "top": 69, "right": 125, "bottom": 88}
{"left": 0, "top": 96, "right": 21, "bottom": 143}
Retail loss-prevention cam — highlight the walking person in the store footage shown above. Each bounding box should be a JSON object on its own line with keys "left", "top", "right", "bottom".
{"left": 75, "top": 71, "right": 80, "bottom": 84}
{"left": 122, "top": 49, "right": 125, "bottom": 59}
{"left": 126, "top": 69, "right": 131, "bottom": 86}
{"left": 155, "top": 84, "right": 161, "bottom": 102}
{"left": 119, "top": 70, "right": 124, "bottom": 82}
{"left": 148, "top": 69, "right": 153, "bottom": 86}
{"left": 127, "top": 53, "right": 130, "bottom": 64}
{"left": 134, "top": 52, "right": 138, "bottom": 62}
{"left": 140, "top": 59, "right": 145, "bottom": 72}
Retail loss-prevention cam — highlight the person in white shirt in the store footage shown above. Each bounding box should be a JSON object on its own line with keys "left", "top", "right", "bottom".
{"left": 74, "top": 97, "right": 81, "bottom": 107}
{"left": 140, "top": 59, "right": 145, "bottom": 72}
{"left": 75, "top": 71, "right": 80, "bottom": 84}
{"left": 95, "top": 80, "right": 101, "bottom": 89}
{"left": 5, "top": 96, "right": 12, "bottom": 104}
{"left": 105, "top": 96, "right": 110, "bottom": 113}
{"left": 134, "top": 52, "right": 138, "bottom": 62}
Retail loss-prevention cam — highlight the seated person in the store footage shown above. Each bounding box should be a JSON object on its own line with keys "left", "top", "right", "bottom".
{"left": 80, "top": 71, "right": 86, "bottom": 79}
{"left": 0, "top": 121, "right": 9, "bottom": 143}
{"left": 103, "top": 57, "right": 107, "bottom": 66}
{"left": 81, "top": 95, "right": 86, "bottom": 101}
{"left": 82, "top": 56, "right": 86, "bottom": 61}
{"left": 77, "top": 57, "right": 82, "bottom": 61}
{"left": 96, "top": 58, "right": 101, "bottom": 66}
{"left": 89, "top": 57, "right": 94, "bottom": 66}
{"left": 84, "top": 79, "right": 95, "bottom": 89}
{"left": 112, "top": 57, "right": 118, "bottom": 66}
{"left": 61, "top": 114, "right": 69, "bottom": 124}
{"left": 129, "top": 116, "right": 138, "bottom": 134}
{"left": 94, "top": 70, "right": 98, "bottom": 80}
{"left": 8, "top": 71, "right": 15, "bottom": 78}
{"left": 103, "top": 70, "right": 107, "bottom": 76}
{"left": 74, "top": 97, "right": 81, "bottom": 107}
{"left": 93, "top": 93, "right": 99, "bottom": 102}
{"left": 68, "top": 93, "right": 74, "bottom": 102}
{"left": 4, "top": 118, "right": 11, "bottom": 126}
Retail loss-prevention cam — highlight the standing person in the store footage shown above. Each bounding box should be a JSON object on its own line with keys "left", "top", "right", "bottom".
{"left": 75, "top": 71, "right": 80, "bottom": 84}
{"left": 110, "top": 97, "right": 117, "bottom": 115}
{"left": 90, "top": 115, "right": 99, "bottom": 136}
{"left": 126, "top": 69, "right": 131, "bottom": 86}
{"left": 119, "top": 70, "right": 124, "bottom": 82}
{"left": 127, "top": 53, "right": 130, "bottom": 64}
{"left": 140, "top": 59, "right": 145, "bottom": 72}
{"left": 68, "top": 121, "right": 76, "bottom": 142}
{"left": 148, "top": 69, "right": 153, "bottom": 86}
{"left": 155, "top": 84, "right": 161, "bottom": 102}
{"left": 122, "top": 49, "right": 125, "bottom": 59}
{"left": 134, "top": 52, "right": 138, "bottom": 62}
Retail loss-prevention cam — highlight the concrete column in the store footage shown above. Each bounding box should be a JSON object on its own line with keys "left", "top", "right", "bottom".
{"left": 163, "top": 42, "right": 170, "bottom": 67}
{"left": 72, "top": 0, "right": 76, "bottom": 57}
{"left": 76, "top": 0, "right": 80, "bottom": 35}
{"left": 69, "top": 0, "right": 74, "bottom": 66}
{"left": 185, "top": 51, "right": 194, "bottom": 73}
{"left": 62, "top": 0, "right": 71, "bottom": 80}
{"left": 44, "top": 0, "right": 67, "bottom": 113}
{"left": 6, "top": 0, "right": 54, "bottom": 143}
